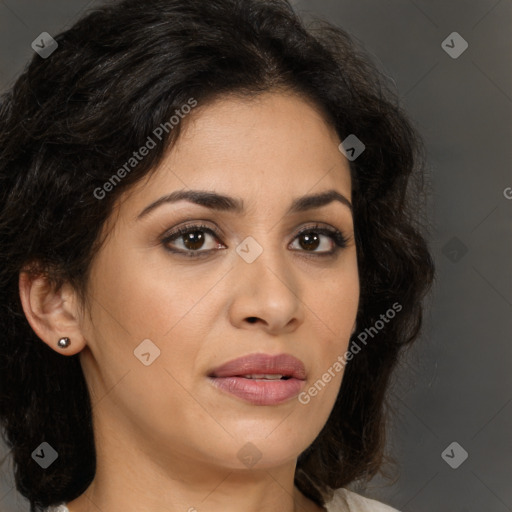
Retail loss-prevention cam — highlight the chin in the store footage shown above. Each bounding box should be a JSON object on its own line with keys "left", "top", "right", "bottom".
{"left": 221, "top": 433, "right": 313, "bottom": 471}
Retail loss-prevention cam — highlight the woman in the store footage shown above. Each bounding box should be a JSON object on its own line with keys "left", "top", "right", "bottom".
{"left": 0, "top": 0, "right": 435, "bottom": 511}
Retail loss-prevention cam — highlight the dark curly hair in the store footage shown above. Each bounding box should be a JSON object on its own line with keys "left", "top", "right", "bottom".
{"left": 0, "top": 0, "right": 435, "bottom": 510}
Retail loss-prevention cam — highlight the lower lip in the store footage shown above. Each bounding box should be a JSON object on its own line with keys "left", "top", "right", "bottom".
{"left": 209, "top": 376, "right": 305, "bottom": 405}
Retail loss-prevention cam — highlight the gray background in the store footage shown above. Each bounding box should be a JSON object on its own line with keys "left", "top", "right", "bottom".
{"left": 1, "top": 1, "right": 511, "bottom": 511}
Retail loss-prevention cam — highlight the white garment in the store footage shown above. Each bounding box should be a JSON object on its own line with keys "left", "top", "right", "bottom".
{"left": 46, "top": 489, "right": 400, "bottom": 512}
{"left": 326, "top": 488, "right": 401, "bottom": 511}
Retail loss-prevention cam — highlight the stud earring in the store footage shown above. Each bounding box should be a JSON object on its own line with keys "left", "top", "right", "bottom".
{"left": 57, "top": 337, "right": 71, "bottom": 348}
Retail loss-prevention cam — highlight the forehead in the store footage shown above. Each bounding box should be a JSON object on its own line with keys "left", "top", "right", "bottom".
{"left": 121, "top": 91, "right": 352, "bottom": 219}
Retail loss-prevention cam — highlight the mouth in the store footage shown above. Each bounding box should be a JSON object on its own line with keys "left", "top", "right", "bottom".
{"left": 238, "top": 374, "right": 291, "bottom": 380}
{"left": 208, "top": 353, "right": 306, "bottom": 406}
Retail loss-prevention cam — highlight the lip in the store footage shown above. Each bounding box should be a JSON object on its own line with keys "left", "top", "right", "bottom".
{"left": 208, "top": 353, "right": 306, "bottom": 406}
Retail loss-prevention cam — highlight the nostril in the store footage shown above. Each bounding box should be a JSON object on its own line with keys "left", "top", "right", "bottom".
{"left": 246, "top": 317, "right": 258, "bottom": 323}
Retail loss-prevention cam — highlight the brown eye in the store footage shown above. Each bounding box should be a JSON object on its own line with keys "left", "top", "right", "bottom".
{"left": 181, "top": 230, "right": 206, "bottom": 251}
{"left": 298, "top": 232, "right": 321, "bottom": 251}
{"left": 162, "top": 224, "right": 224, "bottom": 256}
{"left": 290, "top": 225, "right": 349, "bottom": 255}
{"left": 161, "top": 223, "right": 348, "bottom": 258}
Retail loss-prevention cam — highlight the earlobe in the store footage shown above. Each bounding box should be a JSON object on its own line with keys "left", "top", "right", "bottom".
{"left": 18, "top": 271, "right": 86, "bottom": 355}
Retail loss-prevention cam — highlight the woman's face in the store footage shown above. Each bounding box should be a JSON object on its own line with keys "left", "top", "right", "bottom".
{"left": 78, "top": 91, "right": 359, "bottom": 472}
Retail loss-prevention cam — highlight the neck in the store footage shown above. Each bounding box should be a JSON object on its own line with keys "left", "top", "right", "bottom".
{"left": 65, "top": 420, "right": 326, "bottom": 512}
{"left": 67, "top": 359, "right": 327, "bottom": 512}
{"left": 67, "top": 462, "right": 324, "bottom": 512}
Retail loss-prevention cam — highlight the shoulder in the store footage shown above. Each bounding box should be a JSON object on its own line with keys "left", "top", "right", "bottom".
{"left": 44, "top": 491, "right": 399, "bottom": 512}
{"left": 325, "top": 488, "right": 401, "bottom": 512}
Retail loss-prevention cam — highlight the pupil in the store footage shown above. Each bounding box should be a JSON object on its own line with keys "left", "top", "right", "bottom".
{"left": 181, "top": 231, "right": 320, "bottom": 251}
{"left": 301, "top": 232, "right": 319, "bottom": 251}
{"left": 184, "top": 231, "right": 205, "bottom": 250}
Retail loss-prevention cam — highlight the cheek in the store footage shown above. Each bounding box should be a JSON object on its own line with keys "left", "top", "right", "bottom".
{"left": 300, "top": 265, "right": 359, "bottom": 410}
{"left": 90, "top": 249, "right": 212, "bottom": 343}
{"left": 309, "top": 265, "right": 359, "bottom": 338}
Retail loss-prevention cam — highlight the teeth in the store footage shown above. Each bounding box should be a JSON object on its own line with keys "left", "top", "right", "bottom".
{"left": 242, "top": 374, "right": 284, "bottom": 380}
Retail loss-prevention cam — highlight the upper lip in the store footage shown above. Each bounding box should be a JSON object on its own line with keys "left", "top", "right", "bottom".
{"left": 209, "top": 353, "right": 307, "bottom": 380}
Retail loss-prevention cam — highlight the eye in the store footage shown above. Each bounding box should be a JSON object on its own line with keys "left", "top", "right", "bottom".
{"left": 161, "top": 222, "right": 349, "bottom": 258}
{"left": 162, "top": 224, "right": 224, "bottom": 256}
{"left": 289, "top": 224, "right": 349, "bottom": 255}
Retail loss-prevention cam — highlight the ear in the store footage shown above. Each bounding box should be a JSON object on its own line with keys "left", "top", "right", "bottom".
{"left": 18, "top": 271, "right": 87, "bottom": 356}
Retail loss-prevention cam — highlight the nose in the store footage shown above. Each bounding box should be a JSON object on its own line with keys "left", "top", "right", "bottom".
{"left": 228, "top": 242, "right": 305, "bottom": 335}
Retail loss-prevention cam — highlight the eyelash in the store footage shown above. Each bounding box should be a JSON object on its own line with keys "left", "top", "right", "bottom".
{"left": 161, "top": 223, "right": 349, "bottom": 258}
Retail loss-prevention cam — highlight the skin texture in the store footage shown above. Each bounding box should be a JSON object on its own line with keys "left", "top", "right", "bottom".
{"left": 19, "top": 91, "right": 360, "bottom": 512}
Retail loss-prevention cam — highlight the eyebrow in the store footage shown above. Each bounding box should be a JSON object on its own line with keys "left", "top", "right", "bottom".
{"left": 136, "top": 188, "right": 352, "bottom": 220}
